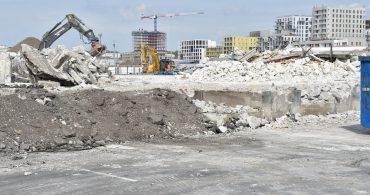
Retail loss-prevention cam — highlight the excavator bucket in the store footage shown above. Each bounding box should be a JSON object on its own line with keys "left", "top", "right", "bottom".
{"left": 89, "top": 43, "right": 106, "bottom": 57}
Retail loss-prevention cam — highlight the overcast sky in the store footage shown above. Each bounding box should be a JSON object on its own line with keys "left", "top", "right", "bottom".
{"left": 0, "top": 0, "right": 369, "bottom": 51}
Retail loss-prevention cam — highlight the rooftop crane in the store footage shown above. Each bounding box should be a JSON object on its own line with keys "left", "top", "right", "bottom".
{"left": 140, "top": 11, "right": 204, "bottom": 32}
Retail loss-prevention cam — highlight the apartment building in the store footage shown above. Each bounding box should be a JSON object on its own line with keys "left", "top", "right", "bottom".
{"left": 250, "top": 30, "right": 277, "bottom": 52}
{"left": 310, "top": 5, "right": 366, "bottom": 47}
{"left": 206, "top": 46, "right": 224, "bottom": 59}
{"left": 275, "top": 15, "right": 312, "bottom": 48}
{"left": 179, "top": 39, "right": 216, "bottom": 63}
{"left": 223, "top": 36, "right": 258, "bottom": 54}
{"left": 366, "top": 20, "right": 370, "bottom": 47}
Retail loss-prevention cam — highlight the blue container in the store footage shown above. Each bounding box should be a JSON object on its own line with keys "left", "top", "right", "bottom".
{"left": 360, "top": 56, "right": 370, "bottom": 128}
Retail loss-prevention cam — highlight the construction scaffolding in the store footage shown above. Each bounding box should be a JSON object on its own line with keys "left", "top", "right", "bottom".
{"left": 132, "top": 30, "right": 167, "bottom": 57}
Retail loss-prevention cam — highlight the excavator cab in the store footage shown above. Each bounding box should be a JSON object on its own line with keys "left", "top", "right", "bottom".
{"left": 159, "top": 59, "right": 174, "bottom": 75}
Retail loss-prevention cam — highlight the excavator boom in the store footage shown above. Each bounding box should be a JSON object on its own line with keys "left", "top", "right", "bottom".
{"left": 140, "top": 43, "right": 174, "bottom": 75}
{"left": 39, "top": 14, "right": 105, "bottom": 56}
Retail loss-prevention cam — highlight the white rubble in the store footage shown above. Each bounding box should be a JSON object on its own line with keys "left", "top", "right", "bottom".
{"left": 247, "top": 116, "right": 263, "bottom": 129}
{"left": 7, "top": 44, "right": 112, "bottom": 86}
{"left": 190, "top": 58, "right": 359, "bottom": 84}
{"left": 189, "top": 57, "right": 359, "bottom": 104}
{"left": 267, "top": 111, "right": 359, "bottom": 129}
{"left": 193, "top": 99, "right": 259, "bottom": 114}
{"left": 193, "top": 98, "right": 359, "bottom": 132}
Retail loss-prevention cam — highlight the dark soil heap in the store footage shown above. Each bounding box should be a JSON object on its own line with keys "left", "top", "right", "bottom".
{"left": 8, "top": 37, "right": 41, "bottom": 53}
{"left": 0, "top": 88, "right": 215, "bottom": 154}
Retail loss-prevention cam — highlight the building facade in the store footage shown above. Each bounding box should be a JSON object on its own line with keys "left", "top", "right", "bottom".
{"left": 223, "top": 36, "right": 258, "bottom": 54}
{"left": 310, "top": 5, "right": 366, "bottom": 47}
{"left": 275, "top": 15, "right": 312, "bottom": 48}
{"left": 250, "top": 30, "right": 277, "bottom": 52}
{"left": 366, "top": 20, "right": 370, "bottom": 47}
{"left": 132, "top": 30, "right": 167, "bottom": 57}
{"left": 0, "top": 45, "right": 7, "bottom": 51}
{"left": 206, "top": 46, "right": 224, "bottom": 59}
{"left": 179, "top": 40, "right": 216, "bottom": 63}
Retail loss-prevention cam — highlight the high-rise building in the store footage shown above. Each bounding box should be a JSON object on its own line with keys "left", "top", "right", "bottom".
{"left": 366, "top": 20, "right": 370, "bottom": 47}
{"left": 275, "top": 15, "right": 312, "bottom": 48}
{"left": 179, "top": 40, "right": 216, "bottom": 63}
{"left": 250, "top": 30, "right": 277, "bottom": 52}
{"left": 223, "top": 36, "right": 258, "bottom": 54}
{"left": 310, "top": 5, "right": 366, "bottom": 47}
{"left": 132, "top": 30, "right": 167, "bottom": 57}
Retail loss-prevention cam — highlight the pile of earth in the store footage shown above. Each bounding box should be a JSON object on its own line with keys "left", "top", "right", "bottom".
{"left": 8, "top": 37, "right": 41, "bottom": 53}
{"left": 0, "top": 88, "right": 215, "bottom": 155}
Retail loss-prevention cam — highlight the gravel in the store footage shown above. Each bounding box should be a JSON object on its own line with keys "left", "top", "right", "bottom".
{"left": 0, "top": 88, "right": 215, "bottom": 155}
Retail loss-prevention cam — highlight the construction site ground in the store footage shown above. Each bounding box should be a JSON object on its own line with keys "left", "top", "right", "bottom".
{"left": 0, "top": 121, "right": 369, "bottom": 194}
{"left": 0, "top": 62, "right": 367, "bottom": 194}
{"left": 0, "top": 87, "right": 212, "bottom": 154}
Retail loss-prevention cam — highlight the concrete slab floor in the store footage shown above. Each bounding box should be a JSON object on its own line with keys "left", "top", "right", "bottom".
{"left": 0, "top": 122, "right": 370, "bottom": 194}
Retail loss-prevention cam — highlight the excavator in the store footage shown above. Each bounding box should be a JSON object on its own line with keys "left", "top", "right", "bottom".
{"left": 39, "top": 14, "right": 106, "bottom": 56}
{"left": 140, "top": 43, "right": 174, "bottom": 75}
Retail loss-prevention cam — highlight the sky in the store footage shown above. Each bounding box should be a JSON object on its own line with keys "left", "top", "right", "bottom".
{"left": 0, "top": 0, "right": 369, "bottom": 51}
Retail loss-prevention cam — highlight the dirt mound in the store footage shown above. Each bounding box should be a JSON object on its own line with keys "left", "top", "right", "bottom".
{"left": 8, "top": 37, "right": 41, "bottom": 53}
{"left": 0, "top": 88, "right": 215, "bottom": 154}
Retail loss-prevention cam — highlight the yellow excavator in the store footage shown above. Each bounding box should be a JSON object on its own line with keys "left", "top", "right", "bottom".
{"left": 140, "top": 43, "right": 174, "bottom": 75}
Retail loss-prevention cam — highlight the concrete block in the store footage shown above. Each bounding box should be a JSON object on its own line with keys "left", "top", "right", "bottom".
{"left": 38, "top": 80, "right": 61, "bottom": 88}
{"left": 0, "top": 52, "right": 12, "bottom": 84}
{"left": 287, "top": 88, "right": 301, "bottom": 114}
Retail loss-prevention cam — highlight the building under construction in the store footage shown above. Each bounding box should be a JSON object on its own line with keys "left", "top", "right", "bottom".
{"left": 132, "top": 30, "right": 167, "bottom": 57}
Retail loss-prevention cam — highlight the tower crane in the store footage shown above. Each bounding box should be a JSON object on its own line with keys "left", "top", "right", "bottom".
{"left": 141, "top": 11, "right": 204, "bottom": 32}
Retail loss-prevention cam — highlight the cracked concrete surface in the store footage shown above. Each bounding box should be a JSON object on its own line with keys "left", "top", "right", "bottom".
{"left": 0, "top": 121, "right": 369, "bottom": 194}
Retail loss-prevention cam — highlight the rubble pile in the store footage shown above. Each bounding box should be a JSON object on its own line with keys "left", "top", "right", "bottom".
{"left": 193, "top": 99, "right": 268, "bottom": 132}
{"left": 193, "top": 99, "right": 260, "bottom": 115}
{"left": 267, "top": 111, "right": 359, "bottom": 129}
{"left": 191, "top": 58, "right": 359, "bottom": 84}
{"left": 300, "top": 82, "right": 357, "bottom": 104}
{"left": 176, "top": 63, "right": 207, "bottom": 74}
{"left": 0, "top": 88, "right": 215, "bottom": 154}
{"left": 193, "top": 99, "right": 359, "bottom": 133}
{"left": 7, "top": 44, "right": 111, "bottom": 86}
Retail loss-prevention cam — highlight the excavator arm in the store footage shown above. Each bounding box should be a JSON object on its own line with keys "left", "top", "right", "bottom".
{"left": 39, "top": 14, "right": 105, "bottom": 56}
{"left": 141, "top": 43, "right": 148, "bottom": 72}
{"left": 147, "top": 47, "right": 161, "bottom": 73}
{"left": 141, "top": 43, "right": 160, "bottom": 73}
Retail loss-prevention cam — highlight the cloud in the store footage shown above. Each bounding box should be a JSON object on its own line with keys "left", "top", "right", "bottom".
{"left": 119, "top": 3, "right": 149, "bottom": 21}
{"left": 348, "top": 3, "right": 363, "bottom": 8}
{"left": 136, "top": 3, "right": 147, "bottom": 13}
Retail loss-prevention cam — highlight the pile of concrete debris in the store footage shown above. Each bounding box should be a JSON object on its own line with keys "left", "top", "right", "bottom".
{"left": 2, "top": 44, "right": 111, "bottom": 86}
{"left": 190, "top": 57, "right": 359, "bottom": 84}
{"left": 176, "top": 63, "right": 207, "bottom": 74}
{"left": 193, "top": 99, "right": 359, "bottom": 133}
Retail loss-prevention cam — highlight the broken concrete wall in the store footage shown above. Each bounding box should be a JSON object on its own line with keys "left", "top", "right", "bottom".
{"left": 194, "top": 89, "right": 301, "bottom": 120}
{"left": 193, "top": 86, "right": 359, "bottom": 120}
{"left": 0, "top": 52, "right": 12, "bottom": 84}
{"left": 21, "top": 44, "right": 75, "bottom": 86}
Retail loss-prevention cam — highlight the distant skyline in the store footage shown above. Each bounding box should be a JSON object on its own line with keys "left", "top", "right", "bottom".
{"left": 0, "top": 0, "right": 369, "bottom": 51}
